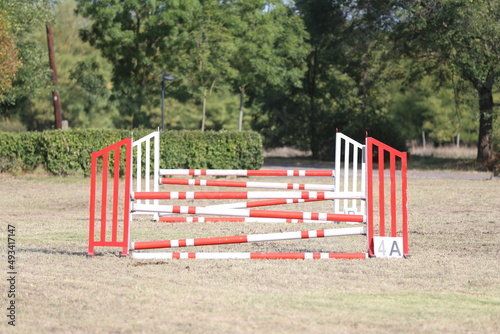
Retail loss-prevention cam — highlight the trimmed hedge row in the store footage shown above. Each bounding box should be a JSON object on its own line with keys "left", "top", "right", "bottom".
{"left": 0, "top": 129, "right": 263, "bottom": 176}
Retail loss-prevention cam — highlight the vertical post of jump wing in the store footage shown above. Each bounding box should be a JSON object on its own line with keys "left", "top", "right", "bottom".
{"left": 334, "top": 132, "right": 366, "bottom": 216}
{"left": 112, "top": 148, "right": 120, "bottom": 243}
{"left": 132, "top": 131, "right": 160, "bottom": 220}
{"left": 378, "top": 145, "right": 385, "bottom": 236}
{"left": 334, "top": 132, "right": 343, "bottom": 215}
{"left": 124, "top": 143, "right": 132, "bottom": 256}
{"left": 88, "top": 138, "right": 132, "bottom": 257}
{"left": 401, "top": 154, "right": 409, "bottom": 256}
{"left": 88, "top": 152, "right": 98, "bottom": 256}
{"left": 365, "top": 137, "right": 409, "bottom": 257}
{"left": 366, "top": 141, "right": 374, "bottom": 256}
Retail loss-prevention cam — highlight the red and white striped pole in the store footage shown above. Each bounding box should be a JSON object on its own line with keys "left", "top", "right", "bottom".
{"left": 131, "top": 226, "right": 364, "bottom": 250}
{"left": 160, "top": 178, "right": 335, "bottom": 191}
{"left": 132, "top": 191, "right": 364, "bottom": 200}
{"left": 158, "top": 217, "right": 342, "bottom": 223}
{"left": 160, "top": 169, "right": 335, "bottom": 177}
{"left": 157, "top": 199, "right": 335, "bottom": 222}
{"left": 161, "top": 198, "right": 324, "bottom": 211}
{"left": 132, "top": 252, "right": 368, "bottom": 260}
{"left": 133, "top": 203, "right": 365, "bottom": 223}
{"left": 204, "top": 198, "right": 323, "bottom": 209}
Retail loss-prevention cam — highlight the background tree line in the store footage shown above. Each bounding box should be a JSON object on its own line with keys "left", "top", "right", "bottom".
{"left": 0, "top": 0, "right": 498, "bottom": 162}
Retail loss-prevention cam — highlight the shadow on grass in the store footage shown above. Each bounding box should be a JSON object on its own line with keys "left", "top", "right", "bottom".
{"left": 19, "top": 248, "right": 88, "bottom": 256}
{"left": 18, "top": 248, "right": 127, "bottom": 258}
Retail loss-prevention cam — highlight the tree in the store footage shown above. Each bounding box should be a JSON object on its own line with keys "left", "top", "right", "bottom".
{"left": 224, "top": 0, "right": 309, "bottom": 131}
{"left": 75, "top": 0, "right": 309, "bottom": 132}
{"left": 387, "top": 75, "right": 478, "bottom": 145}
{"left": 0, "top": 0, "right": 53, "bottom": 129}
{"left": 256, "top": 0, "right": 404, "bottom": 158}
{"left": 4, "top": 0, "right": 117, "bottom": 130}
{"left": 183, "top": 0, "right": 236, "bottom": 131}
{"left": 75, "top": 0, "right": 202, "bottom": 128}
{"left": 51, "top": 0, "right": 116, "bottom": 128}
{"left": 0, "top": 13, "right": 21, "bottom": 99}
{"left": 392, "top": 0, "right": 500, "bottom": 162}
{"left": 287, "top": 0, "right": 356, "bottom": 158}
{"left": 69, "top": 60, "right": 113, "bottom": 125}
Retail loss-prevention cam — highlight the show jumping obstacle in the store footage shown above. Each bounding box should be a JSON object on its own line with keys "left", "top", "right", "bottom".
{"left": 87, "top": 130, "right": 409, "bottom": 259}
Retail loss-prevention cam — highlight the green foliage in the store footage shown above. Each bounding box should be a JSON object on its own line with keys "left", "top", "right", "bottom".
{"left": 0, "top": 131, "right": 43, "bottom": 173}
{"left": 0, "top": 0, "right": 50, "bottom": 34}
{"left": 181, "top": 0, "right": 236, "bottom": 130}
{"left": 392, "top": 0, "right": 500, "bottom": 161}
{"left": 165, "top": 90, "right": 248, "bottom": 131}
{"left": 0, "top": 118, "right": 26, "bottom": 132}
{"left": 54, "top": 0, "right": 117, "bottom": 129}
{"left": 387, "top": 76, "right": 479, "bottom": 145}
{"left": 75, "top": 0, "right": 202, "bottom": 128}
{"left": 0, "top": 12, "right": 21, "bottom": 97}
{"left": 226, "top": 0, "right": 310, "bottom": 130}
{"left": 0, "top": 132, "right": 21, "bottom": 173}
{"left": 256, "top": 0, "right": 400, "bottom": 158}
{"left": 1, "top": 0, "right": 498, "bottom": 166}
{"left": 0, "top": 129, "right": 263, "bottom": 176}
{"left": 227, "top": 0, "right": 310, "bottom": 92}
{"left": 0, "top": 0, "right": 52, "bottom": 122}
{"left": 40, "top": 129, "right": 114, "bottom": 175}
{"left": 0, "top": 39, "right": 52, "bottom": 125}
{"left": 20, "top": 0, "right": 118, "bottom": 130}
{"left": 159, "top": 130, "right": 262, "bottom": 170}
{"left": 74, "top": 0, "right": 309, "bottom": 130}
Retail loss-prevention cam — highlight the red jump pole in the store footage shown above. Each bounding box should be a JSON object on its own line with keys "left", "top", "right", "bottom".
{"left": 133, "top": 191, "right": 363, "bottom": 200}
{"left": 131, "top": 227, "right": 365, "bottom": 250}
{"left": 133, "top": 203, "right": 365, "bottom": 223}
{"left": 160, "top": 178, "right": 335, "bottom": 191}
{"left": 132, "top": 252, "right": 368, "bottom": 260}
{"left": 158, "top": 217, "right": 335, "bottom": 223}
{"left": 160, "top": 169, "right": 335, "bottom": 177}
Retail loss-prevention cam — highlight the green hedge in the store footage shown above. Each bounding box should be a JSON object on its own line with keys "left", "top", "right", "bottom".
{"left": 0, "top": 129, "right": 263, "bottom": 176}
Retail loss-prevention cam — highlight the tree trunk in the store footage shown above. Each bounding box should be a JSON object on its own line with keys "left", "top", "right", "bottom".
{"left": 308, "top": 48, "right": 319, "bottom": 159}
{"left": 238, "top": 86, "right": 245, "bottom": 131}
{"left": 309, "top": 93, "right": 319, "bottom": 159}
{"left": 201, "top": 89, "right": 207, "bottom": 132}
{"left": 476, "top": 83, "right": 494, "bottom": 162}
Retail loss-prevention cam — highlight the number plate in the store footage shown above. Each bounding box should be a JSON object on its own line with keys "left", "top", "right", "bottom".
{"left": 373, "top": 237, "right": 403, "bottom": 258}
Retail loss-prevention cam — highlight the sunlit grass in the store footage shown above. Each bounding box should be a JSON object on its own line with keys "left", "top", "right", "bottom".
{"left": 3, "top": 172, "right": 498, "bottom": 333}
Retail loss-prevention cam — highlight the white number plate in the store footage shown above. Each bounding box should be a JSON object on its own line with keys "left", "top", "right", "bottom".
{"left": 373, "top": 237, "right": 404, "bottom": 258}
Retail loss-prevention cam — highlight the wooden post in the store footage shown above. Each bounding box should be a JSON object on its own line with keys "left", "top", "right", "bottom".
{"left": 46, "top": 21, "right": 62, "bottom": 129}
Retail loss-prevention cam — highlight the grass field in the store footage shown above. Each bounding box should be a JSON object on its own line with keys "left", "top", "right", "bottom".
{"left": 1, "top": 167, "right": 499, "bottom": 333}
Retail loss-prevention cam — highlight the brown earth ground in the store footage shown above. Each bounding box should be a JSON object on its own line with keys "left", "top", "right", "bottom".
{"left": 0, "top": 168, "right": 498, "bottom": 333}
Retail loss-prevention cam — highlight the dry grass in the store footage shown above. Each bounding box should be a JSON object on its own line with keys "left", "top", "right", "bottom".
{"left": 1, "top": 172, "right": 499, "bottom": 333}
